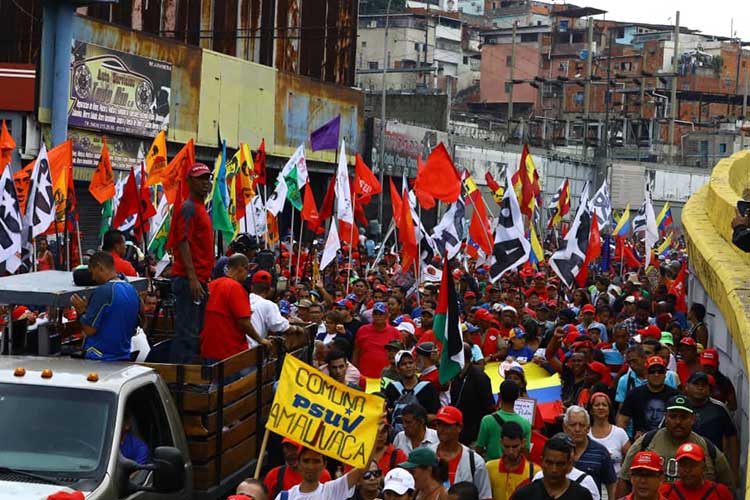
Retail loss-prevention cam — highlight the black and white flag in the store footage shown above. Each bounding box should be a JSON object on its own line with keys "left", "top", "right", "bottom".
{"left": 431, "top": 198, "right": 465, "bottom": 260}
{"left": 632, "top": 185, "right": 658, "bottom": 268}
{"left": 490, "top": 170, "right": 530, "bottom": 282}
{"left": 590, "top": 180, "right": 612, "bottom": 232}
{"left": 26, "top": 143, "right": 56, "bottom": 238}
{"left": 550, "top": 182, "right": 591, "bottom": 288}
{"left": 0, "top": 164, "right": 23, "bottom": 267}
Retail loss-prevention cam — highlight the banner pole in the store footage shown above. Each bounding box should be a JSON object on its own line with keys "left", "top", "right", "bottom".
{"left": 346, "top": 198, "right": 355, "bottom": 294}
{"left": 253, "top": 428, "right": 271, "bottom": 479}
{"left": 295, "top": 218, "right": 304, "bottom": 284}
{"left": 289, "top": 209, "right": 295, "bottom": 278}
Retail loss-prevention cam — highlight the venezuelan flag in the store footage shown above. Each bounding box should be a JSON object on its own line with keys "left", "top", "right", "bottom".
{"left": 614, "top": 204, "right": 630, "bottom": 237}
{"left": 529, "top": 225, "right": 544, "bottom": 266}
{"left": 657, "top": 202, "right": 673, "bottom": 231}
{"left": 657, "top": 232, "right": 673, "bottom": 257}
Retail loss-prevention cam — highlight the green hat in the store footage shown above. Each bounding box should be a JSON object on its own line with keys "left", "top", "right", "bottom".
{"left": 399, "top": 447, "right": 438, "bottom": 468}
{"left": 660, "top": 332, "right": 674, "bottom": 346}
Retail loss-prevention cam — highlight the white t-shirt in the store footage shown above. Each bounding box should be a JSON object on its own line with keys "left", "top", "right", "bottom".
{"left": 274, "top": 474, "right": 354, "bottom": 500}
{"left": 589, "top": 425, "right": 630, "bottom": 475}
{"left": 533, "top": 467, "right": 600, "bottom": 500}
{"left": 393, "top": 428, "right": 439, "bottom": 455}
{"left": 249, "top": 293, "right": 291, "bottom": 346}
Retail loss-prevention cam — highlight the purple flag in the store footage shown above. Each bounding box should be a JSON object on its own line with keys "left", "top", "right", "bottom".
{"left": 310, "top": 115, "right": 341, "bottom": 152}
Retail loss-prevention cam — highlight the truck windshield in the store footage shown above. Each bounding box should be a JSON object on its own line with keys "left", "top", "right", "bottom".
{"left": 0, "top": 383, "right": 115, "bottom": 478}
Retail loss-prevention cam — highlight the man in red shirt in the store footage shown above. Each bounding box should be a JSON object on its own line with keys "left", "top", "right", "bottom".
{"left": 101, "top": 229, "right": 137, "bottom": 276}
{"left": 472, "top": 308, "right": 502, "bottom": 360}
{"left": 200, "top": 254, "right": 270, "bottom": 361}
{"left": 353, "top": 302, "right": 402, "bottom": 378}
{"left": 169, "top": 163, "right": 214, "bottom": 364}
{"left": 659, "top": 443, "right": 733, "bottom": 500}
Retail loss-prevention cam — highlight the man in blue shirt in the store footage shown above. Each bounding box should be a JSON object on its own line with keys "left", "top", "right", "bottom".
{"left": 71, "top": 251, "right": 140, "bottom": 361}
{"left": 120, "top": 412, "right": 149, "bottom": 465}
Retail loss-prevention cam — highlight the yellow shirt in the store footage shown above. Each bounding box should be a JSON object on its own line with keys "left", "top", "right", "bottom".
{"left": 486, "top": 456, "right": 536, "bottom": 500}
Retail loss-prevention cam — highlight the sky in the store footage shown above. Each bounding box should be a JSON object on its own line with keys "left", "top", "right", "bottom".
{"left": 566, "top": 0, "right": 750, "bottom": 41}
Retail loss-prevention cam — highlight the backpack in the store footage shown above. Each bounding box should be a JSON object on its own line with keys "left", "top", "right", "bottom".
{"left": 272, "top": 465, "right": 287, "bottom": 500}
{"left": 391, "top": 381, "right": 430, "bottom": 432}
{"left": 637, "top": 430, "right": 717, "bottom": 462}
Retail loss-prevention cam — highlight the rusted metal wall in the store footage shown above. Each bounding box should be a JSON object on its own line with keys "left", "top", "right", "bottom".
{"left": 213, "top": 0, "right": 238, "bottom": 56}
{"left": 275, "top": 0, "right": 301, "bottom": 74}
{"left": 59, "top": 15, "right": 202, "bottom": 144}
{"left": 274, "top": 71, "right": 363, "bottom": 162}
{"left": 0, "top": 0, "right": 42, "bottom": 64}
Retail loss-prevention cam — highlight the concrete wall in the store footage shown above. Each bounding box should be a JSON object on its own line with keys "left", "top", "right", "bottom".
{"left": 365, "top": 93, "right": 449, "bottom": 131}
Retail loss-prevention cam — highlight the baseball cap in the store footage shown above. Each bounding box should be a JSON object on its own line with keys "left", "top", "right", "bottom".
{"left": 572, "top": 340, "right": 594, "bottom": 352}
{"left": 374, "top": 284, "right": 388, "bottom": 294}
{"left": 227, "top": 496, "right": 253, "bottom": 500}
{"left": 187, "top": 162, "right": 211, "bottom": 177}
{"left": 385, "top": 339, "right": 405, "bottom": 351}
{"left": 252, "top": 270, "right": 272, "bottom": 284}
{"left": 464, "top": 291, "right": 476, "bottom": 299}
{"left": 581, "top": 304, "right": 596, "bottom": 314}
{"left": 700, "top": 349, "right": 719, "bottom": 367}
{"left": 435, "top": 406, "right": 463, "bottom": 425}
{"left": 452, "top": 269, "right": 462, "bottom": 279}
{"left": 474, "top": 308, "right": 493, "bottom": 322}
{"left": 335, "top": 299, "right": 353, "bottom": 310}
{"left": 676, "top": 442, "right": 705, "bottom": 462}
{"left": 564, "top": 325, "right": 582, "bottom": 345}
{"left": 394, "top": 350, "right": 414, "bottom": 365}
{"left": 667, "top": 394, "right": 693, "bottom": 413}
{"left": 396, "top": 322, "right": 416, "bottom": 336}
{"left": 421, "top": 307, "right": 434, "bottom": 316}
{"left": 416, "top": 342, "right": 435, "bottom": 356}
{"left": 547, "top": 282, "right": 558, "bottom": 289}
{"left": 297, "top": 299, "right": 313, "bottom": 308}
{"left": 586, "top": 361, "right": 612, "bottom": 385}
{"left": 559, "top": 308, "right": 577, "bottom": 320}
{"left": 345, "top": 293, "right": 360, "bottom": 302}
{"left": 679, "top": 337, "right": 697, "bottom": 347}
{"left": 373, "top": 302, "right": 387, "bottom": 314}
{"left": 645, "top": 355, "right": 666, "bottom": 369}
{"left": 399, "top": 447, "right": 439, "bottom": 468}
{"left": 630, "top": 451, "right": 664, "bottom": 473}
{"left": 502, "top": 305, "right": 518, "bottom": 315}
{"left": 687, "top": 371, "right": 711, "bottom": 385}
{"left": 281, "top": 437, "right": 303, "bottom": 452}
{"left": 624, "top": 296, "right": 636, "bottom": 304}
{"left": 464, "top": 323, "right": 480, "bottom": 334}
{"left": 509, "top": 326, "right": 525, "bottom": 339}
{"left": 534, "top": 272, "right": 546, "bottom": 280}
{"left": 383, "top": 468, "right": 415, "bottom": 495}
{"left": 660, "top": 332, "right": 674, "bottom": 346}
{"left": 637, "top": 324, "right": 662, "bottom": 340}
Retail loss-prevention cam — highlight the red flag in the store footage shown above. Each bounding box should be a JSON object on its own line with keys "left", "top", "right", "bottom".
{"left": 89, "top": 136, "right": 115, "bottom": 204}
{"left": 340, "top": 220, "right": 360, "bottom": 246}
{"left": 0, "top": 119, "right": 15, "bottom": 171}
{"left": 469, "top": 195, "right": 493, "bottom": 255}
{"left": 615, "top": 236, "right": 641, "bottom": 270}
{"left": 253, "top": 138, "right": 267, "bottom": 187}
{"left": 485, "top": 172, "right": 502, "bottom": 193}
{"left": 133, "top": 162, "right": 157, "bottom": 239}
{"left": 398, "top": 185, "right": 418, "bottom": 271}
{"left": 414, "top": 142, "right": 461, "bottom": 203}
{"left": 414, "top": 155, "right": 436, "bottom": 209}
{"left": 576, "top": 214, "right": 601, "bottom": 287}
{"left": 315, "top": 177, "right": 335, "bottom": 234}
{"left": 390, "top": 178, "right": 403, "bottom": 226}
{"left": 301, "top": 181, "right": 320, "bottom": 228}
{"left": 668, "top": 263, "right": 687, "bottom": 313}
{"left": 354, "top": 154, "right": 381, "bottom": 205}
{"left": 235, "top": 174, "right": 246, "bottom": 221}
{"left": 163, "top": 139, "right": 195, "bottom": 205}
{"left": 519, "top": 144, "right": 541, "bottom": 215}
{"left": 112, "top": 168, "right": 139, "bottom": 228}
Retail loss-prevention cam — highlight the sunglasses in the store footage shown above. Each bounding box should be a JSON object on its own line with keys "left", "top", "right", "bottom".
{"left": 648, "top": 367, "right": 666, "bottom": 374}
{"left": 363, "top": 470, "right": 383, "bottom": 480}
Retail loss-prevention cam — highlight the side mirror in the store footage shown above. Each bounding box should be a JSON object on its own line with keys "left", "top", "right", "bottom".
{"left": 151, "top": 446, "right": 186, "bottom": 493}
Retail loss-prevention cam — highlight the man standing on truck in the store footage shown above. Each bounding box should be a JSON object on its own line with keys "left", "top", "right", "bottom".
{"left": 249, "top": 270, "right": 304, "bottom": 344}
{"left": 70, "top": 251, "right": 140, "bottom": 361}
{"left": 168, "top": 163, "right": 214, "bottom": 364}
{"left": 200, "top": 253, "right": 271, "bottom": 361}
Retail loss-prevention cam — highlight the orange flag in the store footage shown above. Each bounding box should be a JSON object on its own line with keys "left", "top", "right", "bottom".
{"left": 398, "top": 185, "right": 418, "bottom": 271}
{"left": 469, "top": 195, "right": 493, "bottom": 255}
{"left": 265, "top": 212, "right": 279, "bottom": 247}
{"left": 301, "top": 181, "right": 320, "bottom": 228}
{"left": 89, "top": 136, "right": 116, "bottom": 204}
{"left": 0, "top": 119, "right": 15, "bottom": 170}
{"left": 145, "top": 130, "right": 169, "bottom": 185}
{"left": 14, "top": 140, "right": 72, "bottom": 218}
{"left": 162, "top": 139, "right": 195, "bottom": 204}
{"left": 414, "top": 142, "right": 461, "bottom": 203}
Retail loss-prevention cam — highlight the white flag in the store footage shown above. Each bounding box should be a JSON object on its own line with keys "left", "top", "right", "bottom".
{"left": 335, "top": 139, "right": 353, "bottom": 224}
{"left": 320, "top": 221, "right": 340, "bottom": 271}
{"left": 490, "top": 170, "right": 530, "bottom": 282}
{"left": 589, "top": 180, "right": 612, "bottom": 231}
{"left": 282, "top": 143, "right": 308, "bottom": 188}
{"left": 550, "top": 182, "right": 592, "bottom": 288}
{"left": 266, "top": 176, "right": 288, "bottom": 217}
{"left": 0, "top": 164, "right": 23, "bottom": 266}
{"left": 431, "top": 198, "right": 465, "bottom": 260}
{"left": 240, "top": 195, "right": 268, "bottom": 236}
{"left": 26, "top": 143, "right": 56, "bottom": 238}
{"left": 643, "top": 194, "right": 659, "bottom": 269}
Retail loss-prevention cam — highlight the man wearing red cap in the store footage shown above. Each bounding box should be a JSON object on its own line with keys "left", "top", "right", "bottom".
{"left": 471, "top": 308, "right": 502, "bottom": 360}
{"left": 620, "top": 451, "right": 666, "bottom": 500}
{"left": 578, "top": 304, "right": 597, "bottom": 334}
{"left": 699, "top": 349, "right": 737, "bottom": 411}
{"left": 250, "top": 270, "right": 303, "bottom": 344}
{"left": 264, "top": 438, "right": 332, "bottom": 499}
{"left": 675, "top": 337, "right": 700, "bottom": 388}
{"left": 617, "top": 356, "right": 679, "bottom": 436}
{"left": 169, "top": 162, "right": 214, "bottom": 363}
{"left": 353, "top": 302, "right": 402, "bottom": 378}
{"left": 659, "top": 443, "right": 733, "bottom": 500}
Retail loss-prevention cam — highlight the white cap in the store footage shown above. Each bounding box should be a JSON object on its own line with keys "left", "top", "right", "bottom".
{"left": 491, "top": 302, "right": 504, "bottom": 312}
{"left": 624, "top": 296, "right": 636, "bottom": 304}
{"left": 383, "top": 468, "right": 415, "bottom": 495}
{"left": 396, "top": 322, "right": 416, "bottom": 336}
{"left": 394, "top": 350, "right": 414, "bottom": 365}
{"left": 502, "top": 305, "right": 518, "bottom": 314}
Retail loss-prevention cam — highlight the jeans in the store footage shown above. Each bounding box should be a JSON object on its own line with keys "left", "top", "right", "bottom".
{"left": 169, "top": 276, "right": 206, "bottom": 364}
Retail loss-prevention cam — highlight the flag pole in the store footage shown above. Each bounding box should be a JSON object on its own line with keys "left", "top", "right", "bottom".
{"left": 346, "top": 199, "right": 355, "bottom": 294}
{"left": 368, "top": 220, "right": 395, "bottom": 273}
{"left": 263, "top": 185, "right": 269, "bottom": 250}
{"left": 289, "top": 209, "right": 295, "bottom": 278}
{"left": 295, "top": 217, "right": 304, "bottom": 284}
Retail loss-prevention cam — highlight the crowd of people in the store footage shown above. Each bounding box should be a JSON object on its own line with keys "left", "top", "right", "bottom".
{"left": 12, "top": 163, "right": 739, "bottom": 500}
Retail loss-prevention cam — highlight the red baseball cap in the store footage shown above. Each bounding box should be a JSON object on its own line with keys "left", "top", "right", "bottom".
{"left": 474, "top": 308, "right": 493, "bottom": 322}
{"left": 187, "top": 162, "right": 211, "bottom": 177}
{"left": 586, "top": 361, "right": 612, "bottom": 385}
{"left": 676, "top": 442, "right": 705, "bottom": 462}
{"left": 679, "top": 337, "right": 697, "bottom": 347}
{"left": 645, "top": 355, "right": 666, "bottom": 369}
{"left": 252, "top": 270, "right": 272, "bottom": 284}
{"left": 637, "top": 324, "right": 662, "bottom": 340}
{"left": 564, "top": 325, "right": 581, "bottom": 345}
{"left": 573, "top": 340, "right": 594, "bottom": 352}
{"left": 435, "top": 406, "right": 463, "bottom": 425}
{"left": 464, "top": 291, "right": 476, "bottom": 299}
{"left": 281, "top": 437, "right": 303, "bottom": 452}
{"left": 700, "top": 349, "right": 719, "bottom": 367}
{"left": 630, "top": 451, "right": 664, "bottom": 473}
{"left": 581, "top": 304, "right": 596, "bottom": 314}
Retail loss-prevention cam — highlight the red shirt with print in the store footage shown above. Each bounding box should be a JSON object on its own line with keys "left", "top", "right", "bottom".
{"left": 171, "top": 196, "right": 214, "bottom": 283}
{"left": 473, "top": 328, "right": 501, "bottom": 357}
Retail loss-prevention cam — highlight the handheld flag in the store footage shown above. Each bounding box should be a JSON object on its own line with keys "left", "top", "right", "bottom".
{"left": 614, "top": 203, "right": 631, "bottom": 236}
{"left": 656, "top": 232, "right": 673, "bottom": 257}
{"left": 25, "top": 143, "right": 57, "bottom": 237}
{"left": 254, "top": 139, "right": 267, "bottom": 187}
{"left": 656, "top": 202, "right": 673, "bottom": 231}
{"left": 320, "top": 220, "right": 340, "bottom": 271}
{"left": 0, "top": 164, "right": 23, "bottom": 266}
{"left": 314, "top": 177, "right": 335, "bottom": 233}
{"left": 414, "top": 155, "right": 436, "bottom": 209}
{"left": 334, "top": 140, "right": 353, "bottom": 225}
{"left": 390, "top": 178, "right": 403, "bottom": 226}
{"left": 431, "top": 198, "right": 465, "bottom": 260}
{"left": 668, "top": 262, "right": 687, "bottom": 313}
{"left": 633, "top": 190, "right": 659, "bottom": 268}
{"left": 0, "top": 119, "right": 16, "bottom": 170}
{"left": 310, "top": 115, "right": 341, "bottom": 152}
{"left": 89, "top": 136, "right": 116, "bottom": 204}
{"left": 547, "top": 178, "right": 570, "bottom": 228}
{"left": 518, "top": 144, "right": 541, "bottom": 216}
{"left": 435, "top": 255, "right": 464, "bottom": 384}
{"left": 145, "top": 130, "right": 168, "bottom": 185}
{"left": 490, "top": 169, "right": 530, "bottom": 282}
{"left": 468, "top": 193, "right": 493, "bottom": 255}
{"left": 590, "top": 180, "right": 612, "bottom": 231}
{"left": 529, "top": 224, "right": 544, "bottom": 266}
{"left": 485, "top": 171, "right": 504, "bottom": 204}
{"left": 301, "top": 181, "right": 320, "bottom": 229}
{"left": 112, "top": 168, "right": 139, "bottom": 229}
{"left": 162, "top": 139, "right": 195, "bottom": 204}
{"left": 353, "top": 154, "right": 382, "bottom": 205}
{"left": 549, "top": 182, "right": 591, "bottom": 288}
{"left": 398, "top": 183, "right": 418, "bottom": 271}
{"left": 415, "top": 142, "right": 461, "bottom": 203}
{"left": 575, "top": 212, "right": 601, "bottom": 287}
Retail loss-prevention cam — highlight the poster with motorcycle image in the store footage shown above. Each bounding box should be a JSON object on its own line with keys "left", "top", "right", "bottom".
{"left": 68, "top": 40, "right": 172, "bottom": 138}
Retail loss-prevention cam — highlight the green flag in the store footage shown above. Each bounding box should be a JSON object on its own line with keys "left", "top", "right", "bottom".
{"left": 284, "top": 167, "right": 303, "bottom": 211}
{"left": 148, "top": 207, "right": 172, "bottom": 260}
{"left": 211, "top": 175, "right": 234, "bottom": 243}
{"left": 98, "top": 199, "right": 113, "bottom": 239}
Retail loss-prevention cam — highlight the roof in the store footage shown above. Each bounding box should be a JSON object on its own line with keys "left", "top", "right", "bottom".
{"left": 0, "top": 356, "right": 154, "bottom": 392}
{"left": 552, "top": 6, "right": 606, "bottom": 18}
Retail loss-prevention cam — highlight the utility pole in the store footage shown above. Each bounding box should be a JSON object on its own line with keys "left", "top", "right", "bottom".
{"left": 668, "top": 11, "right": 680, "bottom": 160}
{"left": 582, "top": 16, "right": 594, "bottom": 160}
{"left": 423, "top": 3, "right": 429, "bottom": 87}
{"left": 508, "top": 21, "right": 517, "bottom": 140}
{"left": 639, "top": 52, "right": 646, "bottom": 160}
{"left": 742, "top": 62, "right": 749, "bottom": 150}
{"left": 603, "top": 26, "right": 614, "bottom": 162}
{"left": 377, "top": 0, "right": 393, "bottom": 228}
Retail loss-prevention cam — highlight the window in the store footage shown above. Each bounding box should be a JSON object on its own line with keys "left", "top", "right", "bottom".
{"left": 520, "top": 33, "right": 538, "bottom": 42}
{"left": 719, "top": 143, "right": 727, "bottom": 154}
{"left": 506, "top": 55, "right": 513, "bottom": 66}
{"left": 620, "top": 62, "right": 632, "bottom": 71}
{"left": 463, "top": 56, "right": 468, "bottom": 64}
{"left": 505, "top": 82, "right": 513, "bottom": 93}
{"left": 574, "top": 91, "right": 584, "bottom": 104}
{"left": 362, "top": 41, "right": 367, "bottom": 47}
{"left": 415, "top": 42, "right": 420, "bottom": 51}
{"left": 369, "top": 61, "right": 379, "bottom": 70}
